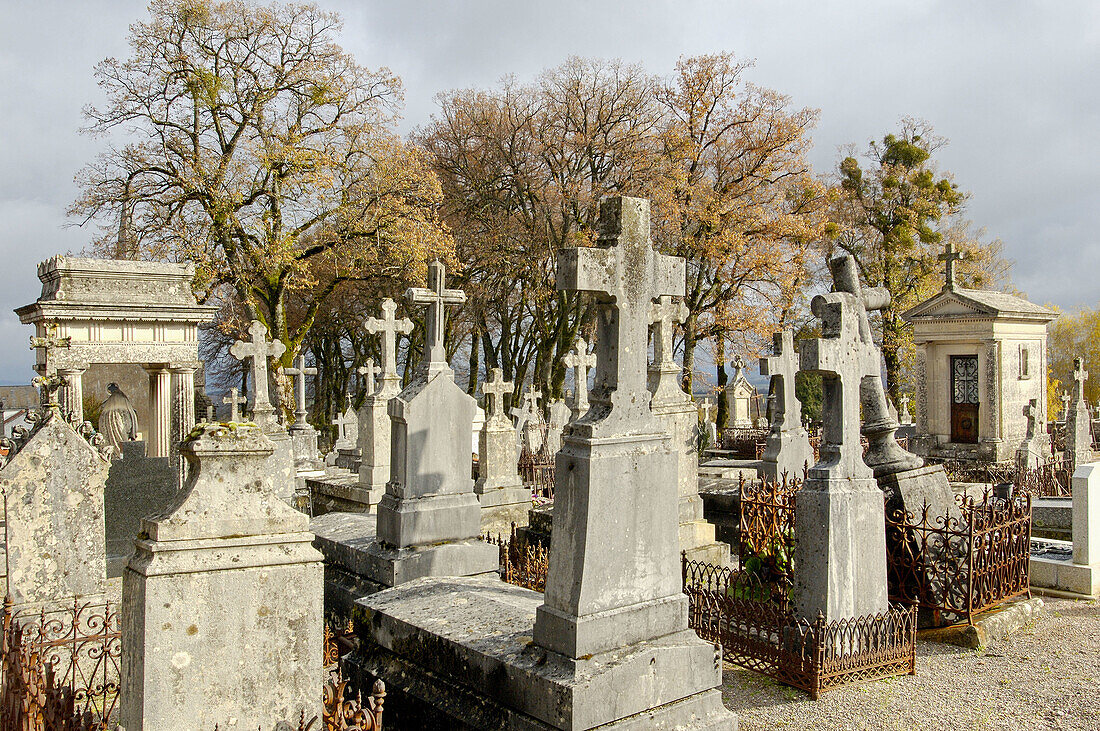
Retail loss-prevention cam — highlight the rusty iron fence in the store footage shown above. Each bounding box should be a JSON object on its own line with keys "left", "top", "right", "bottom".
{"left": 738, "top": 475, "right": 798, "bottom": 585}
{"left": 483, "top": 523, "right": 550, "bottom": 593}
{"left": 885, "top": 491, "right": 1032, "bottom": 626}
{"left": 1, "top": 597, "right": 121, "bottom": 731}
{"left": 517, "top": 448, "right": 555, "bottom": 501}
{"left": 1014, "top": 459, "right": 1073, "bottom": 497}
{"left": 717, "top": 428, "right": 770, "bottom": 459}
{"left": 682, "top": 555, "right": 916, "bottom": 699}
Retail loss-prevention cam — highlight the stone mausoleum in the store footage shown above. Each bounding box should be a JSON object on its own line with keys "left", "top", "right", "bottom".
{"left": 903, "top": 245, "right": 1056, "bottom": 463}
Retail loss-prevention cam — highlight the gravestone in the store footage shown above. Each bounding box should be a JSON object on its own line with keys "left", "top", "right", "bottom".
{"left": 727, "top": 356, "right": 754, "bottom": 428}
{"left": 353, "top": 197, "right": 734, "bottom": 730}
{"left": 358, "top": 261, "right": 497, "bottom": 588}
{"left": 796, "top": 254, "right": 889, "bottom": 622}
{"left": 759, "top": 329, "right": 813, "bottom": 480}
{"left": 1017, "top": 398, "right": 1050, "bottom": 470}
{"left": 898, "top": 394, "right": 913, "bottom": 426}
{"left": 222, "top": 387, "right": 246, "bottom": 422}
{"left": 120, "top": 423, "right": 323, "bottom": 730}
{"left": 1061, "top": 391, "right": 1071, "bottom": 422}
{"left": 649, "top": 295, "right": 729, "bottom": 566}
{"left": 1, "top": 381, "right": 113, "bottom": 613}
{"left": 330, "top": 396, "right": 361, "bottom": 471}
{"left": 474, "top": 368, "right": 530, "bottom": 530}
{"left": 358, "top": 299, "right": 413, "bottom": 507}
{"left": 1030, "top": 461, "right": 1100, "bottom": 596}
{"left": 699, "top": 396, "right": 718, "bottom": 448}
{"left": 230, "top": 320, "right": 296, "bottom": 501}
{"left": 544, "top": 398, "right": 571, "bottom": 455}
{"left": 104, "top": 440, "right": 175, "bottom": 578}
{"left": 562, "top": 336, "right": 596, "bottom": 422}
{"left": 1066, "top": 357, "right": 1094, "bottom": 465}
{"left": 285, "top": 354, "right": 323, "bottom": 471}
{"left": 513, "top": 385, "right": 544, "bottom": 454}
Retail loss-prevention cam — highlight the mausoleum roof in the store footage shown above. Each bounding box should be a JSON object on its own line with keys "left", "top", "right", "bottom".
{"left": 902, "top": 286, "right": 1057, "bottom": 323}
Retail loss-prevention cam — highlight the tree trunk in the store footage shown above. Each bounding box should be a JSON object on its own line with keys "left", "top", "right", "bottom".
{"left": 467, "top": 330, "right": 480, "bottom": 396}
{"left": 682, "top": 314, "right": 698, "bottom": 394}
{"left": 880, "top": 305, "right": 903, "bottom": 405}
{"left": 716, "top": 336, "right": 729, "bottom": 430}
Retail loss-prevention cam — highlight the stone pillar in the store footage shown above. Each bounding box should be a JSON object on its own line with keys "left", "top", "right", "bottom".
{"left": 121, "top": 423, "right": 323, "bottom": 730}
{"left": 56, "top": 366, "right": 86, "bottom": 425}
{"left": 145, "top": 366, "right": 172, "bottom": 458}
{"left": 170, "top": 364, "right": 197, "bottom": 488}
{"left": 981, "top": 339, "right": 1003, "bottom": 460}
{"left": 1073, "top": 462, "right": 1100, "bottom": 568}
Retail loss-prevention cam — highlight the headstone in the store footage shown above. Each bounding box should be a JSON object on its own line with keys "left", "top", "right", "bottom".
{"left": 898, "top": 394, "right": 913, "bottom": 426}
{"left": 699, "top": 396, "right": 718, "bottom": 447}
{"left": 759, "top": 329, "right": 813, "bottom": 480}
{"left": 205, "top": 405, "right": 215, "bottom": 422}
{"left": 222, "top": 387, "right": 246, "bottom": 422}
{"left": 796, "top": 254, "right": 889, "bottom": 622}
{"left": 544, "top": 398, "right": 571, "bottom": 455}
{"left": 358, "top": 299, "right": 414, "bottom": 507}
{"left": 727, "top": 356, "right": 754, "bottom": 428}
{"left": 354, "top": 198, "right": 734, "bottom": 730}
{"left": 513, "top": 385, "right": 544, "bottom": 454}
{"left": 1031, "top": 461, "right": 1100, "bottom": 597}
{"left": 474, "top": 368, "right": 530, "bottom": 531}
{"left": 649, "top": 294, "right": 730, "bottom": 567}
{"left": 1062, "top": 391, "right": 1071, "bottom": 422}
{"left": 1067, "top": 357, "right": 1094, "bottom": 465}
{"left": 360, "top": 261, "right": 497, "bottom": 588}
{"left": 1016, "top": 398, "right": 1050, "bottom": 470}
{"left": 1, "top": 382, "right": 112, "bottom": 614}
{"left": 562, "top": 336, "right": 596, "bottom": 422}
{"left": 230, "top": 320, "right": 297, "bottom": 501}
{"left": 120, "top": 423, "right": 323, "bottom": 730}
{"left": 285, "top": 354, "right": 323, "bottom": 471}
{"left": 471, "top": 406, "right": 485, "bottom": 458}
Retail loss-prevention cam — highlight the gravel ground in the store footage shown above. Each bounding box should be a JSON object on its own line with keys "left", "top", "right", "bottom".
{"left": 721, "top": 597, "right": 1100, "bottom": 731}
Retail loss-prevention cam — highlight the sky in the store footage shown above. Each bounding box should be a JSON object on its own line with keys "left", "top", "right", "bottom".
{"left": 0, "top": 0, "right": 1097, "bottom": 386}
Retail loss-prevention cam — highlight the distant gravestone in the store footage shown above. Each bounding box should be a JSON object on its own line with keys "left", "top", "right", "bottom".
{"left": 562, "top": 337, "right": 596, "bottom": 422}
{"left": 759, "top": 330, "right": 813, "bottom": 480}
{"left": 1067, "top": 357, "right": 1094, "bottom": 465}
{"left": 544, "top": 398, "right": 571, "bottom": 455}
{"left": 474, "top": 368, "right": 529, "bottom": 530}
{"left": 1016, "top": 398, "right": 1049, "bottom": 470}
{"left": 120, "top": 423, "right": 323, "bottom": 730}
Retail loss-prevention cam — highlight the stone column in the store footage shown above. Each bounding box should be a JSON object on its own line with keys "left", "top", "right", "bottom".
{"left": 982, "top": 339, "right": 1003, "bottom": 460}
{"left": 56, "top": 366, "right": 86, "bottom": 424}
{"left": 170, "top": 364, "right": 197, "bottom": 488}
{"left": 121, "top": 423, "right": 323, "bottom": 730}
{"left": 144, "top": 366, "right": 172, "bottom": 458}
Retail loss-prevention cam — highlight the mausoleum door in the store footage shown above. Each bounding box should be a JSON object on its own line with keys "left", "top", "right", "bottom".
{"left": 950, "top": 354, "right": 979, "bottom": 444}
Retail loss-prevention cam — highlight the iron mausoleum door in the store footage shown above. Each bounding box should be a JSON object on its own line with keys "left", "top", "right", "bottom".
{"left": 951, "top": 355, "right": 980, "bottom": 444}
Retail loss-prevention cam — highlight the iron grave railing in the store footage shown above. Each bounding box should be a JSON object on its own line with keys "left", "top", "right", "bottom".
{"left": 517, "top": 447, "right": 555, "bottom": 501}
{"left": 483, "top": 523, "right": 550, "bottom": 593}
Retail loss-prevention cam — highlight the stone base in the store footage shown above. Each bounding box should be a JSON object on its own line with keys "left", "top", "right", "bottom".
{"left": 479, "top": 493, "right": 534, "bottom": 535}
{"left": 919, "top": 597, "right": 1045, "bottom": 649}
{"left": 876, "top": 463, "right": 956, "bottom": 520}
{"left": 1030, "top": 552, "right": 1100, "bottom": 597}
{"left": 760, "top": 431, "right": 813, "bottom": 482}
{"left": 311, "top": 512, "right": 381, "bottom": 617}
{"left": 517, "top": 504, "right": 555, "bottom": 549}
{"left": 307, "top": 471, "right": 371, "bottom": 515}
{"left": 376, "top": 491, "right": 485, "bottom": 547}
{"left": 358, "top": 538, "right": 498, "bottom": 588}
{"left": 1032, "top": 499, "right": 1072, "bottom": 541}
{"left": 698, "top": 458, "right": 761, "bottom": 480}
{"left": 697, "top": 478, "right": 740, "bottom": 549}
{"left": 352, "top": 576, "right": 736, "bottom": 730}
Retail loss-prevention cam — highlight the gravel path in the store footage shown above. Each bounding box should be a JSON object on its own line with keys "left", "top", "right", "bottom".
{"left": 721, "top": 597, "right": 1100, "bottom": 731}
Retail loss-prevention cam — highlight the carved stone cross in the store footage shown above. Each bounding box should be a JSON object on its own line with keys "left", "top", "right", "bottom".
{"left": 1062, "top": 391, "right": 1072, "bottom": 420}
{"left": 482, "top": 368, "right": 513, "bottom": 426}
{"left": 406, "top": 260, "right": 465, "bottom": 377}
{"left": 358, "top": 358, "right": 382, "bottom": 398}
{"left": 1073, "top": 357, "right": 1089, "bottom": 403}
{"left": 1023, "top": 398, "right": 1039, "bottom": 440}
{"left": 650, "top": 296, "right": 686, "bottom": 368}
{"left": 699, "top": 397, "right": 714, "bottom": 423}
{"left": 760, "top": 330, "right": 800, "bottom": 431}
{"left": 284, "top": 354, "right": 318, "bottom": 424}
{"left": 556, "top": 197, "right": 684, "bottom": 434}
{"left": 939, "top": 241, "right": 965, "bottom": 291}
{"left": 365, "top": 298, "right": 413, "bottom": 391}
{"left": 332, "top": 404, "right": 356, "bottom": 443}
{"left": 521, "top": 385, "right": 542, "bottom": 415}
{"left": 222, "top": 387, "right": 247, "bottom": 422}
{"left": 898, "top": 394, "right": 910, "bottom": 412}
{"left": 563, "top": 336, "right": 597, "bottom": 419}
{"left": 229, "top": 320, "right": 286, "bottom": 428}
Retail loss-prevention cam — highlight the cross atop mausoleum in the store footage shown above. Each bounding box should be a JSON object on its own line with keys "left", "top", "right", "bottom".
{"left": 406, "top": 261, "right": 465, "bottom": 377}
{"left": 939, "top": 241, "right": 965, "bottom": 291}
{"left": 556, "top": 197, "right": 684, "bottom": 434}
{"left": 229, "top": 320, "right": 286, "bottom": 429}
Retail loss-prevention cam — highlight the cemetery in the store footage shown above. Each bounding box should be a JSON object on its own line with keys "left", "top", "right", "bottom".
{"left": 1, "top": 1, "right": 1098, "bottom": 729}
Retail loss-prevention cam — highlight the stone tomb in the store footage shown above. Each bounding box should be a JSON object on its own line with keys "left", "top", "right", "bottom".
{"left": 353, "top": 197, "right": 734, "bottom": 729}
{"left": 904, "top": 242, "right": 1056, "bottom": 462}
{"left": 1030, "top": 461, "right": 1100, "bottom": 597}
{"left": 121, "top": 423, "right": 323, "bottom": 730}
{"left": 1065, "top": 358, "right": 1094, "bottom": 465}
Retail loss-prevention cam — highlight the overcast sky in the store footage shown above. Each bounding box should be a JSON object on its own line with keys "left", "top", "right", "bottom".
{"left": 0, "top": 1, "right": 1097, "bottom": 386}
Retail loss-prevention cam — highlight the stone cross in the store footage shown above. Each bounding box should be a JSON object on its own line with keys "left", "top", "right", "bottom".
{"left": 222, "top": 387, "right": 247, "bottom": 422}
{"left": 482, "top": 368, "right": 513, "bottom": 426}
{"left": 1024, "top": 398, "right": 1039, "bottom": 440}
{"left": 521, "top": 385, "right": 542, "bottom": 415}
{"left": 939, "top": 241, "right": 965, "bottom": 291}
{"left": 229, "top": 320, "right": 286, "bottom": 427}
{"left": 29, "top": 322, "right": 72, "bottom": 363}
{"left": 556, "top": 197, "right": 684, "bottom": 434}
{"left": 563, "top": 336, "right": 597, "bottom": 419}
{"left": 364, "top": 298, "right": 413, "bottom": 389}
{"left": 205, "top": 405, "right": 215, "bottom": 423}
{"left": 760, "top": 330, "right": 800, "bottom": 431}
{"left": 358, "top": 358, "right": 381, "bottom": 398}
{"left": 1073, "top": 358, "right": 1089, "bottom": 404}
{"left": 1062, "top": 391, "right": 1071, "bottom": 420}
{"left": 898, "top": 394, "right": 912, "bottom": 425}
{"left": 332, "top": 405, "right": 356, "bottom": 444}
{"left": 283, "top": 354, "right": 318, "bottom": 425}
{"left": 406, "top": 260, "right": 465, "bottom": 377}
{"left": 650, "top": 296, "right": 686, "bottom": 367}
{"left": 699, "top": 397, "right": 714, "bottom": 423}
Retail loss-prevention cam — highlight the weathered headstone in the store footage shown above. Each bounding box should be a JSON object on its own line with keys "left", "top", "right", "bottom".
{"left": 360, "top": 261, "right": 497, "bottom": 588}
{"left": 759, "top": 329, "right": 813, "bottom": 480}
{"left": 222, "top": 387, "right": 246, "bottom": 422}
{"left": 230, "top": 320, "right": 297, "bottom": 501}
{"left": 1062, "top": 391, "right": 1072, "bottom": 422}
{"left": 474, "top": 368, "right": 530, "bottom": 530}
{"left": 544, "top": 398, "right": 571, "bottom": 455}
{"left": 513, "top": 385, "right": 544, "bottom": 454}
{"left": 727, "top": 355, "right": 754, "bottom": 427}
{"left": 285, "top": 354, "right": 323, "bottom": 471}
{"left": 898, "top": 394, "right": 913, "bottom": 425}
{"left": 1017, "top": 398, "right": 1049, "bottom": 470}
{"left": 796, "top": 254, "right": 889, "bottom": 622}
{"left": 1067, "top": 357, "right": 1094, "bottom": 465}
{"left": 353, "top": 198, "right": 734, "bottom": 730}
{"left": 699, "top": 396, "right": 718, "bottom": 447}
{"left": 358, "top": 299, "right": 413, "bottom": 507}
{"left": 120, "top": 423, "right": 323, "bottom": 730}
{"left": 562, "top": 336, "right": 596, "bottom": 422}
{"left": 649, "top": 294, "right": 729, "bottom": 566}
{"left": 1, "top": 380, "right": 112, "bottom": 614}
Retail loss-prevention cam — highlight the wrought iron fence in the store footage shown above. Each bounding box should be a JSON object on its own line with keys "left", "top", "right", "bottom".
{"left": 738, "top": 475, "right": 798, "bottom": 584}
{"left": 717, "top": 428, "right": 769, "bottom": 458}
{"left": 1, "top": 597, "right": 121, "bottom": 731}
{"left": 517, "top": 448, "right": 554, "bottom": 501}
{"left": 682, "top": 555, "right": 917, "bottom": 699}
{"left": 1014, "top": 459, "right": 1073, "bottom": 497}
{"left": 885, "top": 492, "right": 1032, "bottom": 626}
{"left": 483, "top": 523, "right": 550, "bottom": 593}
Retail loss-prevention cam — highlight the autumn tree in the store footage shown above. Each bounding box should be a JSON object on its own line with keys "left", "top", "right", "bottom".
{"left": 71, "top": 0, "right": 453, "bottom": 374}
{"left": 1047, "top": 306, "right": 1100, "bottom": 415}
{"left": 650, "top": 53, "right": 828, "bottom": 424}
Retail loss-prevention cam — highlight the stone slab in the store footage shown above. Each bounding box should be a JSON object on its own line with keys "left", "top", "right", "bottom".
{"left": 104, "top": 442, "right": 175, "bottom": 577}
{"left": 311, "top": 512, "right": 382, "bottom": 617}
{"left": 1030, "top": 545, "right": 1100, "bottom": 597}
{"left": 307, "top": 470, "right": 370, "bottom": 516}
{"left": 918, "top": 597, "right": 1045, "bottom": 649}
{"left": 1032, "top": 498, "right": 1072, "bottom": 541}
{"left": 352, "top": 576, "right": 735, "bottom": 730}
{"left": 698, "top": 459, "right": 761, "bottom": 480}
